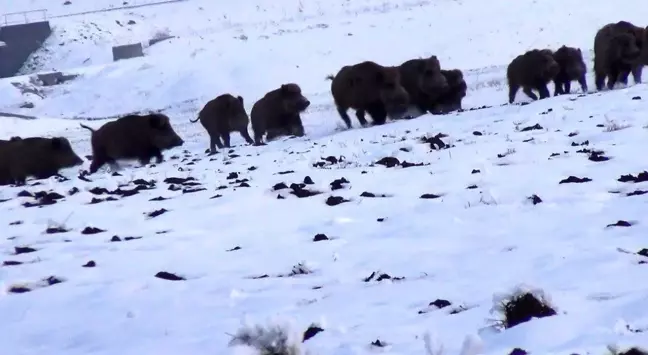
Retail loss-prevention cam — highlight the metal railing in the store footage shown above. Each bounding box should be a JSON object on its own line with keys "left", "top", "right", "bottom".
{"left": 1, "top": 9, "right": 48, "bottom": 26}
{"left": 51, "top": 0, "right": 188, "bottom": 19}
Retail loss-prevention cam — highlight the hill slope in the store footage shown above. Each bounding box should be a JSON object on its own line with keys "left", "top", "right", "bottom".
{"left": 1, "top": 0, "right": 648, "bottom": 354}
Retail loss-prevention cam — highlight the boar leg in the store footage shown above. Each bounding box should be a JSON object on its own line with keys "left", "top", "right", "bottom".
{"left": 108, "top": 161, "right": 120, "bottom": 172}
{"left": 354, "top": 109, "right": 370, "bottom": 127}
{"left": 7, "top": 166, "right": 26, "bottom": 186}
{"left": 89, "top": 153, "right": 110, "bottom": 174}
{"left": 631, "top": 65, "right": 643, "bottom": 84}
{"left": 253, "top": 132, "right": 265, "bottom": 146}
{"left": 366, "top": 103, "right": 387, "bottom": 125}
{"left": 606, "top": 68, "right": 619, "bottom": 90}
{"left": 578, "top": 75, "right": 588, "bottom": 93}
{"left": 152, "top": 148, "right": 164, "bottom": 164}
{"left": 239, "top": 129, "right": 254, "bottom": 145}
{"left": 508, "top": 84, "right": 520, "bottom": 103}
{"left": 553, "top": 79, "right": 563, "bottom": 96}
{"left": 210, "top": 135, "right": 223, "bottom": 153}
{"left": 563, "top": 80, "right": 571, "bottom": 94}
{"left": 138, "top": 147, "right": 162, "bottom": 166}
{"left": 13, "top": 177, "right": 26, "bottom": 186}
{"left": 265, "top": 128, "right": 283, "bottom": 141}
{"left": 537, "top": 84, "right": 550, "bottom": 99}
{"left": 594, "top": 69, "right": 606, "bottom": 91}
{"left": 11, "top": 172, "right": 26, "bottom": 186}
{"left": 221, "top": 131, "right": 231, "bottom": 148}
{"left": 138, "top": 156, "right": 151, "bottom": 166}
{"left": 522, "top": 86, "right": 539, "bottom": 100}
{"left": 618, "top": 70, "right": 630, "bottom": 86}
{"left": 335, "top": 105, "right": 353, "bottom": 129}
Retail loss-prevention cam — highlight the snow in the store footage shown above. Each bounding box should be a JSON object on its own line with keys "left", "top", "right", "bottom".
{"left": 2, "top": 0, "right": 648, "bottom": 354}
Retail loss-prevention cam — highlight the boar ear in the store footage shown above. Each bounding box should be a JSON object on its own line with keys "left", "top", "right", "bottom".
{"left": 237, "top": 96, "right": 244, "bottom": 105}
{"left": 428, "top": 56, "right": 440, "bottom": 67}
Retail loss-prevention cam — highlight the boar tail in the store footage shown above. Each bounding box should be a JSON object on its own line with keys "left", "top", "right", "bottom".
{"left": 79, "top": 123, "right": 95, "bottom": 132}
{"left": 325, "top": 74, "right": 335, "bottom": 81}
{"left": 189, "top": 116, "right": 200, "bottom": 123}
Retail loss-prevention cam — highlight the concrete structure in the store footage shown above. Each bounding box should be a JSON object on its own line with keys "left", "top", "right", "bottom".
{"left": 36, "top": 71, "right": 79, "bottom": 86}
{"left": 0, "top": 20, "right": 52, "bottom": 79}
{"left": 112, "top": 43, "right": 144, "bottom": 61}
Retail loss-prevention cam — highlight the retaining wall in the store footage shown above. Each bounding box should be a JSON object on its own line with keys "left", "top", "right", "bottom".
{"left": 0, "top": 21, "right": 52, "bottom": 79}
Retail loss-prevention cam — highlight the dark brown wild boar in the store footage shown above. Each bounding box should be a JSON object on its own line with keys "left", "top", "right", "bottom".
{"left": 80, "top": 113, "right": 184, "bottom": 173}
{"left": 397, "top": 56, "right": 448, "bottom": 114}
{"left": 436, "top": 69, "right": 467, "bottom": 113}
{"left": 0, "top": 136, "right": 83, "bottom": 185}
{"left": 597, "top": 21, "right": 648, "bottom": 87}
{"left": 190, "top": 94, "right": 253, "bottom": 153}
{"left": 328, "top": 61, "right": 409, "bottom": 128}
{"left": 552, "top": 45, "right": 587, "bottom": 95}
{"left": 594, "top": 22, "right": 643, "bottom": 90}
{"left": 507, "top": 49, "right": 560, "bottom": 103}
{"left": 250, "top": 83, "right": 310, "bottom": 145}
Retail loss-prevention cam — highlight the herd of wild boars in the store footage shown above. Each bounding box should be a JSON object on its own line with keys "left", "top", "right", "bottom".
{"left": 0, "top": 20, "right": 647, "bottom": 186}
{"left": 327, "top": 56, "right": 460, "bottom": 129}
{"left": 508, "top": 20, "right": 648, "bottom": 103}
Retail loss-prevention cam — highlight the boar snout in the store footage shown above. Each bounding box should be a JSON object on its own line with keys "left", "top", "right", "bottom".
{"left": 172, "top": 136, "right": 184, "bottom": 147}
{"left": 299, "top": 98, "right": 311, "bottom": 111}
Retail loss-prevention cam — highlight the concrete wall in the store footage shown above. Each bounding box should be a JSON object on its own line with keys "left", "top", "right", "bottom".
{"left": 0, "top": 21, "right": 52, "bottom": 79}
{"left": 112, "top": 43, "right": 144, "bottom": 61}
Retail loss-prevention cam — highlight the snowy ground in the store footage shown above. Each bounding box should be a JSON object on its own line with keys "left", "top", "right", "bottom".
{"left": 2, "top": 0, "right": 648, "bottom": 354}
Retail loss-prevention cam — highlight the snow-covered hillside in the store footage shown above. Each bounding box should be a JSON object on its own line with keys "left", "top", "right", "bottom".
{"left": 2, "top": 0, "right": 648, "bottom": 354}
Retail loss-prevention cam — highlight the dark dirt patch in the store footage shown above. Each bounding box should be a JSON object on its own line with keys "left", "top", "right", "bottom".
{"left": 45, "top": 226, "right": 69, "bottom": 234}
{"left": 325, "top": 196, "right": 349, "bottom": 206}
{"left": 155, "top": 271, "right": 185, "bottom": 281}
{"left": 302, "top": 325, "right": 324, "bottom": 342}
{"left": 183, "top": 187, "right": 207, "bottom": 194}
{"left": 498, "top": 292, "right": 556, "bottom": 329}
{"left": 519, "top": 123, "right": 543, "bottom": 132}
{"left": 147, "top": 208, "right": 168, "bottom": 218}
{"left": 363, "top": 271, "right": 404, "bottom": 282}
{"left": 3, "top": 260, "right": 23, "bottom": 266}
{"left": 420, "top": 193, "right": 442, "bottom": 199}
{"left": 330, "top": 177, "right": 350, "bottom": 190}
{"left": 290, "top": 183, "right": 321, "bottom": 198}
{"left": 618, "top": 172, "right": 648, "bottom": 183}
{"left": 606, "top": 220, "right": 633, "bottom": 227}
{"left": 559, "top": 176, "right": 591, "bottom": 184}
{"left": 14, "top": 246, "right": 37, "bottom": 255}
{"left": 81, "top": 227, "right": 105, "bottom": 234}
{"left": 360, "top": 191, "right": 390, "bottom": 198}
